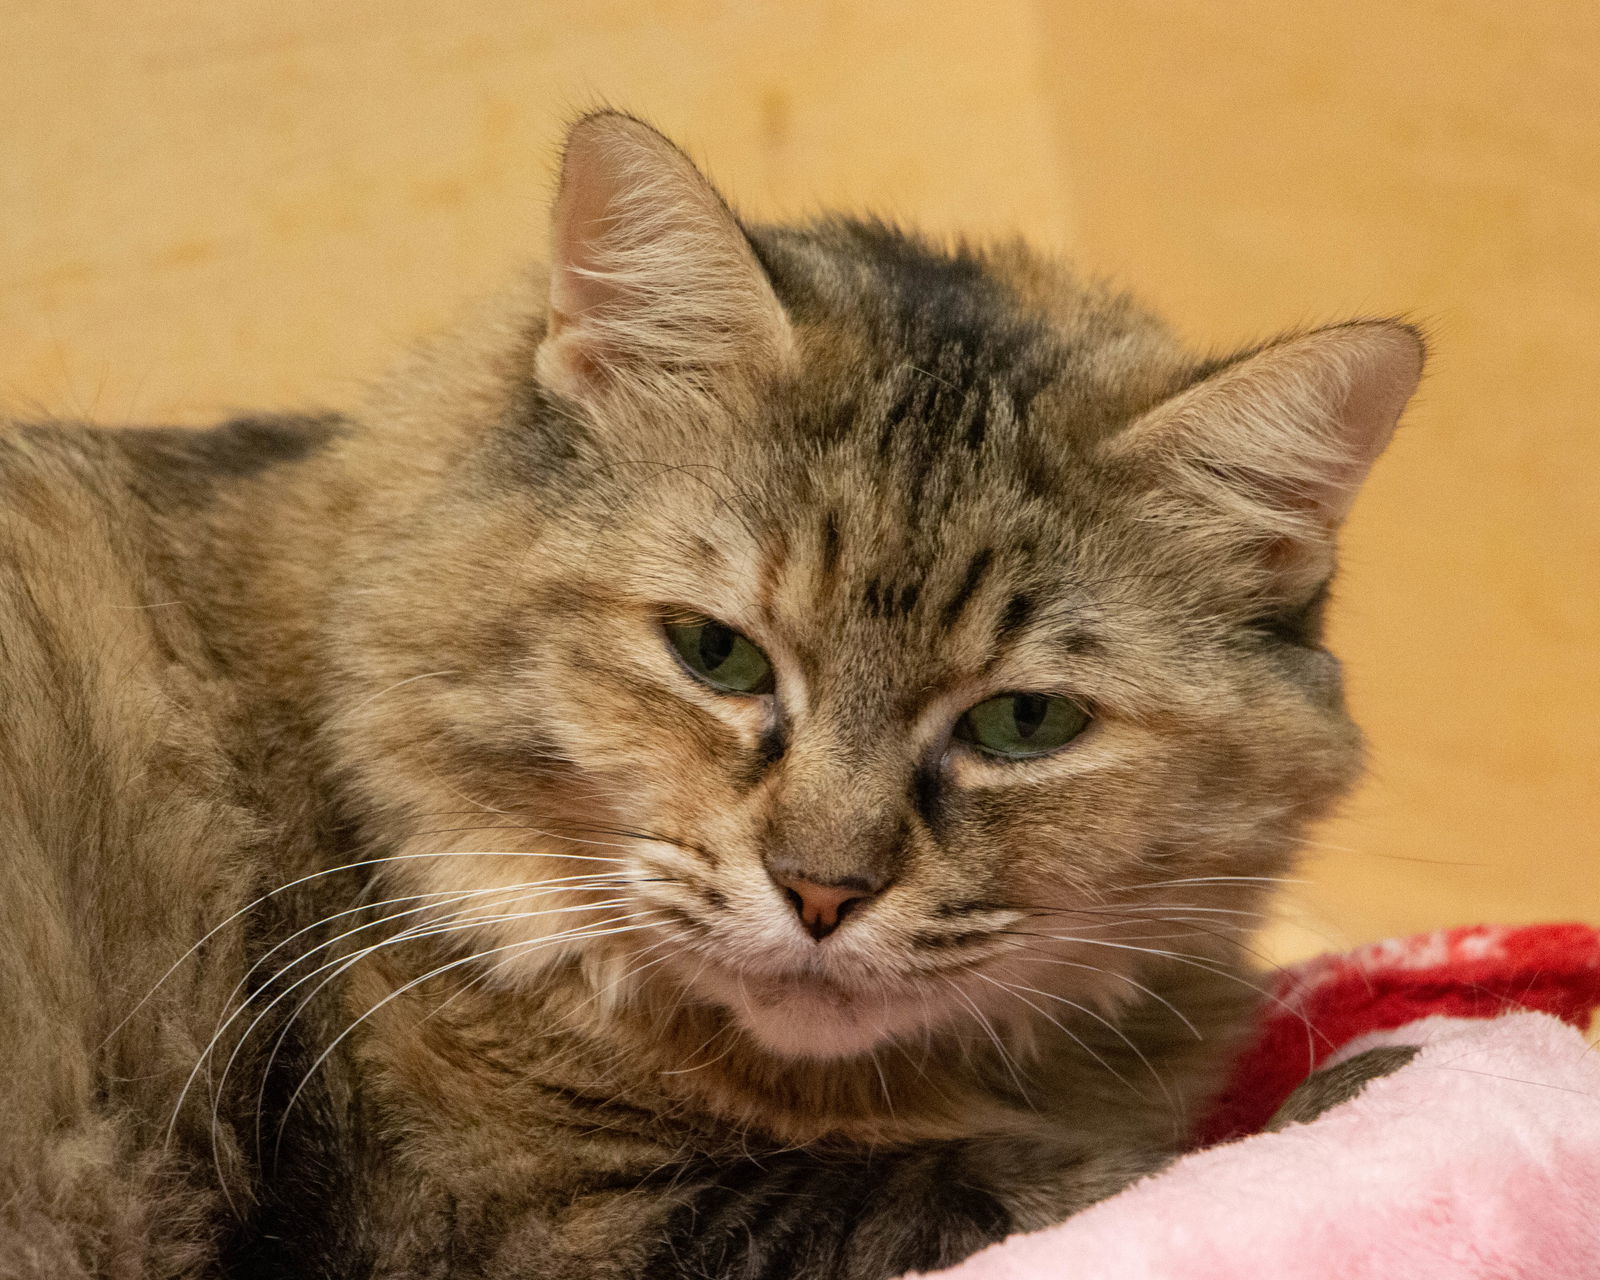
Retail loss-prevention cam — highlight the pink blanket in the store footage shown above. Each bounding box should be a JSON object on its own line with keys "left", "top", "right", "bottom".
{"left": 911, "top": 923, "right": 1600, "bottom": 1279}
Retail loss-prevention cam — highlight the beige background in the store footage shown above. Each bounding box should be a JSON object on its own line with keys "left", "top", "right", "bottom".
{"left": 4, "top": 1, "right": 1595, "bottom": 959}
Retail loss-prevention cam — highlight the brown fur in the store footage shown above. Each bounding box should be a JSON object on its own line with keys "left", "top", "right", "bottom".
{"left": 0, "top": 112, "right": 1422, "bottom": 1278}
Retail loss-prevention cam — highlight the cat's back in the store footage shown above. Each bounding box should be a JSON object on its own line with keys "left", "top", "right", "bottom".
{"left": 0, "top": 419, "right": 258, "bottom": 1279}
{"left": 0, "top": 420, "right": 218, "bottom": 821}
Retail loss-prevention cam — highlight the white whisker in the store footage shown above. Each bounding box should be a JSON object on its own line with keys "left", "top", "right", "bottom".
{"left": 107, "top": 851, "right": 630, "bottom": 1048}
{"left": 941, "top": 977, "right": 1034, "bottom": 1107}
{"left": 977, "top": 973, "right": 1163, "bottom": 1106}
{"left": 1020, "top": 934, "right": 1324, "bottom": 1059}
{"left": 1015, "top": 955, "right": 1203, "bottom": 1040}
{"left": 333, "top": 670, "right": 461, "bottom": 724}
{"left": 272, "top": 914, "right": 665, "bottom": 1164}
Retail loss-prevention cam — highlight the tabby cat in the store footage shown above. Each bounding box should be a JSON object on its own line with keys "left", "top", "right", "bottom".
{"left": 0, "top": 111, "right": 1422, "bottom": 1278}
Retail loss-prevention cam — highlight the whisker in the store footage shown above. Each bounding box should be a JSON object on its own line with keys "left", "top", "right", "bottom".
{"left": 181, "top": 888, "right": 640, "bottom": 1167}
{"left": 1013, "top": 954, "right": 1204, "bottom": 1041}
{"left": 331, "top": 670, "right": 461, "bottom": 723}
{"left": 253, "top": 895, "right": 644, "bottom": 1101}
{"left": 107, "top": 851, "right": 632, "bottom": 1048}
{"left": 1028, "top": 905, "right": 1310, "bottom": 994}
{"left": 233, "top": 873, "right": 631, "bottom": 1020}
{"left": 272, "top": 915, "right": 665, "bottom": 1164}
{"left": 1065, "top": 903, "right": 1277, "bottom": 922}
{"left": 1007, "top": 932, "right": 1326, "bottom": 1060}
{"left": 659, "top": 1021, "right": 741, "bottom": 1076}
{"left": 940, "top": 977, "right": 1035, "bottom": 1107}
{"left": 868, "top": 1047, "right": 895, "bottom": 1117}
{"left": 407, "top": 825, "right": 645, "bottom": 854}
{"left": 182, "top": 883, "right": 547, "bottom": 1206}
{"left": 459, "top": 932, "right": 682, "bottom": 1032}
{"left": 1107, "top": 875, "right": 1307, "bottom": 893}
{"left": 974, "top": 972, "right": 1153, "bottom": 1103}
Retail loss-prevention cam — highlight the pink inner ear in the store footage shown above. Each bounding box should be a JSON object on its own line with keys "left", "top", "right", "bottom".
{"left": 535, "top": 113, "right": 794, "bottom": 402}
{"left": 540, "top": 115, "right": 710, "bottom": 391}
{"left": 544, "top": 177, "right": 620, "bottom": 386}
{"left": 1332, "top": 329, "right": 1425, "bottom": 475}
{"left": 1294, "top": 324, "right": 1425, "bottom": 526}
{"left": 548, "top": 156, "right": 629, "bottom": 339}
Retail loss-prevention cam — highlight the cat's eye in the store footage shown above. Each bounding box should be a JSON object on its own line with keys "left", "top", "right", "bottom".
{"left": 955, "top": 693, "right": 1090, "bottom": 760}
{"left": 663, "top": 616, "right": 775, "bottom": 695}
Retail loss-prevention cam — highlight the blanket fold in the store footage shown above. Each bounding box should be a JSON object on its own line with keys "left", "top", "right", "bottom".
{"left": 911, "top": 922, "right": 1600, "bottom": 1280}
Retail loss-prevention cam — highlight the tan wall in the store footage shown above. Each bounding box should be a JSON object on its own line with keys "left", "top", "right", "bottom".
{"left": 4, "top": 2, "right": 1594, "bottom": 958}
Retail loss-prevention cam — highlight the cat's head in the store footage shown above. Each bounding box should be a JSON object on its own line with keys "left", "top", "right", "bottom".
{"left": 326, "top": 112, "right": 1421, "bottom": 1062}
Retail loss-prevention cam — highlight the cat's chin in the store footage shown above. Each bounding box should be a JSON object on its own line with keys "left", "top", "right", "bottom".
{"left": 708, "top": 970, "right": 931, "bottom": 1060}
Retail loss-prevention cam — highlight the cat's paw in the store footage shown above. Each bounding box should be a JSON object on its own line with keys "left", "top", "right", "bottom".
{"left": 1265, "top": 1045, "right": 1419, "bottom": 1131}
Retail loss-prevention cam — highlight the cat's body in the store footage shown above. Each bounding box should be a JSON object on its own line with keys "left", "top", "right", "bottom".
{"left": 0, "top": 113, "right": 1421, "bottom": 1279}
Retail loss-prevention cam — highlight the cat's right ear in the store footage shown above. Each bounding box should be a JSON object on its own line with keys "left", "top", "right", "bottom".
{"left": 534, "top": 111, "right": 794, "bottom": 409}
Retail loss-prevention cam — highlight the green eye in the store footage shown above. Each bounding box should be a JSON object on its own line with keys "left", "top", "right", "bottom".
{"left": 956, "top": 693, "right": 1090, "bottom": 760}
{"left": 664, "top": 616, "right": 775, "bottom": 695}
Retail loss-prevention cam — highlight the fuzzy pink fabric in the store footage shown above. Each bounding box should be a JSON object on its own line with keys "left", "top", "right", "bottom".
{"left": 907, "top": 943, "right": 1600, "bottom": 1278}
{"left": 1200, "top": 922, "right": 1600, "bottom": 1144}
{"left": 913, "top": 1012, "right": 1600, "bottom": 1278}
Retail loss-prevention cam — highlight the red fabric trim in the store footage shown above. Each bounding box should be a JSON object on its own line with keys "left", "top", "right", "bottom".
{"left": 1195, "top": 922, "right": 1600, "bottom": 1147}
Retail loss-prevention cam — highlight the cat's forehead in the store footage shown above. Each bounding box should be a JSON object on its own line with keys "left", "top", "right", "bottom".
{"left": 669, "top": 433, "right": 1123, "bottom": 711}
{"left": 750, "top": 218, "right": 1187, "bottom": 456}
{"left": 765, "top": 477, "right": 1100, "bottom": 641}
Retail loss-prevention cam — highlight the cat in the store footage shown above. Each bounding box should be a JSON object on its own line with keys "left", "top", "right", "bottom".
{"left": 0, "top": 110, "right": 1422, "bottom": 1279}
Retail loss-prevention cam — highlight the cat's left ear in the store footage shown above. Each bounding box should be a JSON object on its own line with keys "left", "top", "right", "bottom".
{"left": 535, "top": 111, "right": 794, "bottom": 409}
{"left": 1103, "top": 321, "right": 1424, "bottom": 593}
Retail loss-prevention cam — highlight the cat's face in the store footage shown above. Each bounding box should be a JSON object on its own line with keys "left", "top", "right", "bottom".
{"left": 493, "top": 445, "right": 1361, "bottom": 1060}
{"left": 326, "top": 113, "right": 1420, "bottom": 1062}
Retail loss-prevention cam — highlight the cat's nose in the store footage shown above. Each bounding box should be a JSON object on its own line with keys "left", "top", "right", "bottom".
{"left": 772, "top": 874, "right": 878, "bottom": 941}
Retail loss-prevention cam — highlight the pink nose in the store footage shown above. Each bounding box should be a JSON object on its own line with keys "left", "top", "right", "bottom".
{"left": 774, "top": 875, "right": 877, "bottom": 941}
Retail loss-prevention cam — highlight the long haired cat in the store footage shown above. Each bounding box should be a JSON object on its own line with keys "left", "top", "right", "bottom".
{"left": 0, "top": 111, "right": 1421, "bottom": 1279}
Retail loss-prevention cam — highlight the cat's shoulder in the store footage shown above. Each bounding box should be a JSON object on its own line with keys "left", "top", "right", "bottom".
{"left": 0, "top": 416, "right": 232, "bottom": 799}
